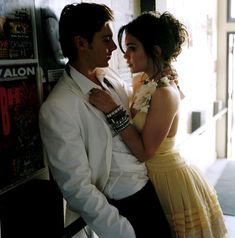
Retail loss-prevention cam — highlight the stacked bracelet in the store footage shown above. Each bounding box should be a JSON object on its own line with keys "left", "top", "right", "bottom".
{"left": 105, "top": 105, "right": 129, "bottom": 134}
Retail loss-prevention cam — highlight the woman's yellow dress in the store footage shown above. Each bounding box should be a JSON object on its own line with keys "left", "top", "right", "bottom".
{"left": 133, "top": 111, "right": 228, "bottom": 238}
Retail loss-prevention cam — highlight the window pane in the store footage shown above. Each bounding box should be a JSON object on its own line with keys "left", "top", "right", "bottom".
{"left": 232, "top": 0, "right": 235, "bottom": 18}
{"left": 228, "top": 0, "right": 235, "bottom": 21}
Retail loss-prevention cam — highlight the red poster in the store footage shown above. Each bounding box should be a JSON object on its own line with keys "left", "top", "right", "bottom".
{"left": 0, "top": 64, "right": 44, "bottom": 192}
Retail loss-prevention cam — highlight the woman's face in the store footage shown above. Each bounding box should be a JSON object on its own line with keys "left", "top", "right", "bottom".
{"left": 124, "top": 32, "right": 151, "bottom": 75}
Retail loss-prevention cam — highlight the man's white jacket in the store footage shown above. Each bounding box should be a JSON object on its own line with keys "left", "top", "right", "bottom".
{"left": 39, "top": 67, "right": 136, "bottom": 238}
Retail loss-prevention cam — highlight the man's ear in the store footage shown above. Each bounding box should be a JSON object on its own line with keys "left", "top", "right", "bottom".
{"left": 74, "top": 35, "right": 88, "bottom": 50}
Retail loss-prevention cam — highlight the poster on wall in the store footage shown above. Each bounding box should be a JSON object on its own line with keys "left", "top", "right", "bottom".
{"left": 0, "top": 64, "right": 45, "bottom": 193}
{"left": 0, "top": 0, "right": 34, "bottom": 59}
{"left": 35, "top": 0, "right": 70, "bottom": 99}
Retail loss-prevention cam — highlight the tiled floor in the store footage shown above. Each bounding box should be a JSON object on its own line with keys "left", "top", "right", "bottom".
{"left": 205, "top": 159, "right": 235, "bottom": 238}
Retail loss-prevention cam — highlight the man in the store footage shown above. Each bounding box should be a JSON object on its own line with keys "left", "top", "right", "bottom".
{"left": 39, "top": 3, "right": 171, "bottom": 238}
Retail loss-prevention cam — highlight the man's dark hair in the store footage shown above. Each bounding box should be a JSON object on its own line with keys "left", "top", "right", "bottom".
{"left": 59, "top": 3, "right": 114, "bottom": 61}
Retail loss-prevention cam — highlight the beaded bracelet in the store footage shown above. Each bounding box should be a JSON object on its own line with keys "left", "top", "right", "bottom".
{"left": 105, "top": 105, "right": 129, "bottom": 133}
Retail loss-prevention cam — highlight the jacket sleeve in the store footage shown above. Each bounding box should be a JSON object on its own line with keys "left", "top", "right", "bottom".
{"left": 39, "top": 101, "right": 136, "bottom": 238}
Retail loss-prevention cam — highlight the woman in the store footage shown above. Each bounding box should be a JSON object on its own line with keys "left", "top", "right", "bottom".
{"left": 89, "top": 11, "right": 228, "bottom": 238}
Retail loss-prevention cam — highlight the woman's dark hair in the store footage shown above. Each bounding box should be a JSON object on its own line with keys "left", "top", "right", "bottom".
{"left": 59, "top": 3, "right": 114, "bottom": 61}
{"left": 118, "top": 11, "right": 188, "bottom": 74}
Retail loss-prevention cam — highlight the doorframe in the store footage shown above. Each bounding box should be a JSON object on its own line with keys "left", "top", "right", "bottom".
{"left": 226, "top": 32, "right": 235, "bottom": 158}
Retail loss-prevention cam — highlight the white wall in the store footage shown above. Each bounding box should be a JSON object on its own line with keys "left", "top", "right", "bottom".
{"left": 156, "top": 0, "right": 218, "bottom": 171}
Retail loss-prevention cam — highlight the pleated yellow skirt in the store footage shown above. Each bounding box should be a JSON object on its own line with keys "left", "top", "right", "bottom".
{"left": 146, "top": 138, "right": 228, "bottom": 238}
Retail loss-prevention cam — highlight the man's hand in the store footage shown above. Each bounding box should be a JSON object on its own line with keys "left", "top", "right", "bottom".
{"left": 162, "top": 65, "right": 185, "bottom": 99}
{"left": 162, "top": 64, "right": 178, "bottom": 82}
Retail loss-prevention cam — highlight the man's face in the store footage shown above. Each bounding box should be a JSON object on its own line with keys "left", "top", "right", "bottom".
{"left": 87, "top": 22, "right": 117, "bottom": 68}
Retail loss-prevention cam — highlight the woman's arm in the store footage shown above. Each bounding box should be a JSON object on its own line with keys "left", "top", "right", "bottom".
{"left": 89, "top": 84, "right": 180, "bottom": 162}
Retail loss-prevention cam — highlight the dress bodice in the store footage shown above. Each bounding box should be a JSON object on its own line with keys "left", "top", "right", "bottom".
{"left": 132, "top": 111, "right": 176, "bottom": 155}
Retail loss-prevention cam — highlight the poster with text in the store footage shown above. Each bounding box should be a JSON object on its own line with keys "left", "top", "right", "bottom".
{"left": 0, "top": 0, "right": 34, "bottom": 59}
{"left": 0, "top": 64, "right": 44, "bottom": 192}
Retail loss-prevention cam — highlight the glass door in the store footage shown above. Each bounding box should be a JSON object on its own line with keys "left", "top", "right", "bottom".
{"left": 227, "top": 0, "right": 235, "bottom": 22}
{"left": 227, "top": 32, "right": 235, "bottom": 158}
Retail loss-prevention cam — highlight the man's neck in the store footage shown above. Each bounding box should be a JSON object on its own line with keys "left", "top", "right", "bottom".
{"left": 70, "top": 62, "right": 103, "bottom": 87}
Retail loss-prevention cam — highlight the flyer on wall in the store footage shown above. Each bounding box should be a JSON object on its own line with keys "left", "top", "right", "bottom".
{"left": 0, "top": 64, "right": 45, "bottom": 193}
{"left": 0, "top": 0, "right": 35, "bottom": 60}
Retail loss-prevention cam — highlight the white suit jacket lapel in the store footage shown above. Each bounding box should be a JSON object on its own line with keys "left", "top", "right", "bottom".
{"left": 61, "top": 73, "right": 112, "bottom": 189}
{"left": 61, "top": 74, "right": 107, "bottom": 122}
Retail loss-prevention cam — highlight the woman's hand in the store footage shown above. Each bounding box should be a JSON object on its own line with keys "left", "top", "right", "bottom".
{"left": 88, "top": 88, "right": 118, "bottom": 113}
